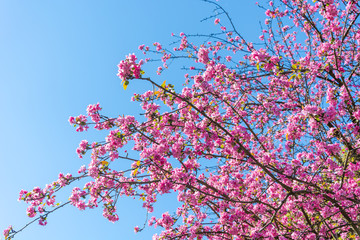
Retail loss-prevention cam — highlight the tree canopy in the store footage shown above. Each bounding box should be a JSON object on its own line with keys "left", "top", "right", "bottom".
{"left": 5, "top": 0, "right": 360, "bottom": 239}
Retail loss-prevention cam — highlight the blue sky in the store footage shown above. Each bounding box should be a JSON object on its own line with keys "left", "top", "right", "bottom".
{"left": 0, "top": 1, "right": 264, "bottom": 239}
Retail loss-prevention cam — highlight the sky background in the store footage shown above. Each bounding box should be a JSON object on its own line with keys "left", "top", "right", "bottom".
{"left": 0, "top": 1, "right": 264, "bottom": 239}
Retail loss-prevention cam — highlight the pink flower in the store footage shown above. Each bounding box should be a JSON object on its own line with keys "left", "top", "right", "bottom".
{"left": 78, "top": 165, "right": 86, "bottom": 174}
{"left": 353, "top": 109, "right": 360, "bottom": 120}
{"left": 214, "top": 18, "right": 220, "bottom": 24}
{"left": 324, "top": 4, "right": 338, "bottom": 20}
{"left": 3, "top": 225, "right": 12, "bottom": 239}
{"left": 282, "top": 25, "right": 289, "bottom": 32}
{"left": 87, "top": 103, "right": 101, "bottom": 123}
{"left": 69, "top": 115, "right": 89, "bottom": 132}
{"left": 153, "top": 42, "right": 162, "bottom": 51}
{"left": 249, "top": 48, "right": 270, "bottom": 63}
{"left": 68, "top": 116, "right": 75, "bottom": 124}
{"left": 27, "top": 206, "right": 36, "bottom": 218}
{"left": 39, "top": 217, "right": 47, "bottom": 226}
{"left": 76, "top": 140, "right": 88, "bottom": 158}
{"left": 18, "top": 189, "right": 28, "bottom": 201}
{"left": 117, "top": 54, "right": 144, "bottom": 81}
{"left": 197, "top": 48, "right": 210, "bottom": 64}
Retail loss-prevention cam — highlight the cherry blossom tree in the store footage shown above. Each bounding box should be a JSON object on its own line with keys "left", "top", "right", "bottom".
{"left": 5, "top": 0, "right": 360, "bottom": 239}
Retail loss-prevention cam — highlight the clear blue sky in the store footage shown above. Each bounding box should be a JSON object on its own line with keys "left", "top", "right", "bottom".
{"left": 0, "top": 1, "right": 264, "bottom": 239}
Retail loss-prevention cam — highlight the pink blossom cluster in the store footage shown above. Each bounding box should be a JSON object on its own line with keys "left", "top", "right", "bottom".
{"left": 102, "top": 204, "right": 119, "bottom": 222}
{"left": 86, "top": 103, "right": 101, "bottom": 123}
{"left": 197, "top": 48, "right": 210, "bottom": 64}
{"left": 174, "top": 35, "right": 188, "bottom": 51}
{"left": 249, "top": 48, "right": 270, "bottom": 62}
{"left": 69, "top": 187, "right": 87, "bottom": 210}
{"left": 249, "top": 48, "right": 279, "bottom": 71}
{"left": 3, "top": 226, "right": 12, "bottom": 240}
{"left": 321, "top": 3, "right": 338, "bottom": 20}
{"left": 57, "top": 173, "right": 72, "bottom": 187}
{"left": 76, "top": 140, "right": 88, "bottom": 158}
{"left": 156, "top": 212, "right": 174, "bottom": 230}
{"left": 39, "top": 216, "right": 47, "bottom": 226}
{"left": 68, "top": 114, "right": 88, "bottom": 132}
{"left": 17, "top": 173, "right": 73, "bottom": 227}
{"left": 117, "top": 54, "right": 144, "bottom": 81}
{"left": 153, "top": 42, "right": 162, "bottom": 51}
